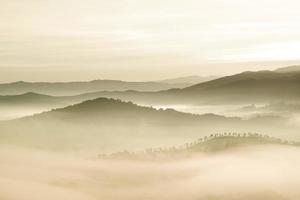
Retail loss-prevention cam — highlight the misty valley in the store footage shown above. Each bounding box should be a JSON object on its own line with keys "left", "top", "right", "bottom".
{"left": 0, "top": 66, "right": 300, "bottom": 200}
{"left": 2, "top": 0, "right": 300, "bottom": 198}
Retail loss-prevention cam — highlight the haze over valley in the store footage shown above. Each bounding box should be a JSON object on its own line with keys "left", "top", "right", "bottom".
{"left": 1, "top": 65, "right": 300, "bottom": 200}
{"left": 1, "top": 0, "right": 300, "bottom": 199}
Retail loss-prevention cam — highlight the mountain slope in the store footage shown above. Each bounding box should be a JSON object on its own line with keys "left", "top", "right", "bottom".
{"left": 73, "top": 70, "right": 300, "bottom": 104}
{"left": 0, "top": 98, "right": 237, "bottom": 151}
{"left": 24, "top": 98, "right": 233, "bottom": 124}
{"left": 175, "top": 70, "right": 300, "bottom": 103}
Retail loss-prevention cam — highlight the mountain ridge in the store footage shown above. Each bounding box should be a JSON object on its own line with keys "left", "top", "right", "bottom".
{"left": 0, "top": 79, "right": 188, "bottom": 96}
{"left": 0, "top": 97, "right": 295, "bottom": 151}
{"left": 85, "top": 70, "right": 300, "bottom": 104}
{"left": 1, "top": 68, "right": 300, "bottom": 109}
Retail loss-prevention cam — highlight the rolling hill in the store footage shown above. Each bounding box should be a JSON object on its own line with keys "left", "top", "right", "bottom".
{"left": 0, "top": 98, "right": 296, "bottom": 152}
{"left": 105, "top": 134, "right": 300, "bottom": 160}
{"left": 23, "top": 98, "right": 234, "bottom": 125}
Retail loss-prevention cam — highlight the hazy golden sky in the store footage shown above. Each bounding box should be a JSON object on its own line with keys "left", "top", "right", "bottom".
{"left": 0, "top": 0, "right": 300, "bottom": 82}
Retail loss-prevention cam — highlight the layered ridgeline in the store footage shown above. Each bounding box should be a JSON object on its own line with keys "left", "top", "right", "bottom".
{"left": 0, "top": 92, "right": 75, "bottom": 120}
{"left": 81, "top": 69, "right": 300, "bottom": 105}
{"left": 180, "top": 70, "right": 300, "bottom": 103}
{"left": 0, "top": 76, "right": 215, "bottom": 96}
{"left": 0, "top": 98, "right": 296, "bottom": 152}
{"left": 0, "top": 92, "right": 74, "bottom": 120}
{"left": 2, "top": 67, "right": 300, "bottom": 111}
{"left": 0, "top": 76, "right": 219, "bottom": 117}
{"left": 0, "top": 92, "right": 66, "bottom": 107}
{"left": 0, "top": 79, "right": 184, "bottom": 96}
{"left": 103, "top": 133, "right": 300, "bottom": 160}
{"left": 34, "top": 67, "right": 300, "bottom": 105}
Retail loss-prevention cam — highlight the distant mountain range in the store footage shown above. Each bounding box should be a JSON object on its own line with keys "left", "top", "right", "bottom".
{"left": 0, "top": 92, "right": 65, "bottom": 107}
{"left": 0, "top": 98, "right": 292, "bottom": 151}
{"left": 176, "top": 69, "right": 300, "bottom": 104}
{"left": 65, "top": 69, "right": 300, "bottom": 105}
{"left": 0, "top": 76, "right": 216, "bottom": 96}
{"left": 1, "top": 67, "right": 300, "bottom": 110}
{"left": 0, "top": 79, "right": 189, "bottom": 96}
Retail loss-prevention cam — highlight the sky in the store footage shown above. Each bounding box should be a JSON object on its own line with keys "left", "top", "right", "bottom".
{"left": 0, "top": 0, "right": 300, "bottom": 82}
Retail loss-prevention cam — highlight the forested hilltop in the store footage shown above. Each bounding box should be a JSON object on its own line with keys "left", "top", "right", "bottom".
{"left": 101, "top": 133, "right": 300, "bottom": 160}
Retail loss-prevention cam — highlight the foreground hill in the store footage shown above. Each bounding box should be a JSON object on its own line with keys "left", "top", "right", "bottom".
{"left": 186, "top": 134, "right": 298, "bottom": 152}
{"left": 105, "top": 134, "right": 300, "bottom": 160}
{"left": 0, "top": 98, "right": 296, "bottom": 152}
{"left": 2, "top": 134, "right": 300, "bottom": 200}
{"left": 0, "top": 79, "right": 187, "bottom": 96}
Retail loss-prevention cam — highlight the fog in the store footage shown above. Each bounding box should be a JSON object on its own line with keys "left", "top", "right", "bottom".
{"left": 2, "top": 115, "right": 300, "bottom": 154}
{"left": 145, "top": 102, "right": 300, "bottom": 118}
{"left": 1, "top": 145, "right": 300, "bottom": 200}
{"left": 147, "top": 104, "right": 265, "bottom": 118}
{"left": 0, "top": 106, "right": 52, "bottom": 120}
{"left": 1, "top": 98, "right": 300, "bottom": 200}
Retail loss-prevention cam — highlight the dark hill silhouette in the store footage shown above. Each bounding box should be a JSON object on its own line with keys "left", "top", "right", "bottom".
{"left": 186, "top": 134, "right": 297, "bottom": 152}
{"left": 0, "top": 98, "right": 296, "bottom": 151}
{"left": 27, "top": 98, "right": 232, "bottom": 124}
{"left": 104, "top": 134, "right": 300, "bottom": 160}
{"left": 0, "top": 98, "right": 241, "bottom": 151}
